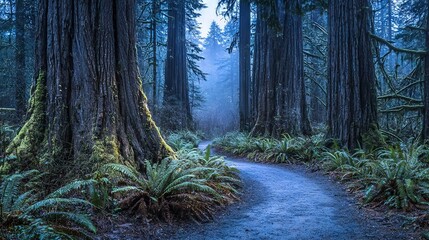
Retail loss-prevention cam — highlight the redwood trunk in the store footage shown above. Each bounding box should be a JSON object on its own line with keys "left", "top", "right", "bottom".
{"left": 164, "top": 0, "right": 192, "bottom": 130}
{"left": 251, "top": 0, "right": 311, "bottom": 137}
{"left": 9, "top": 0, "right": 172, "bottom": 175}
{"left": 239, "top": 0, "right": 251, "bottom": 131}
{"left": 327, "top": 0, "right": 379, "bottom": 149}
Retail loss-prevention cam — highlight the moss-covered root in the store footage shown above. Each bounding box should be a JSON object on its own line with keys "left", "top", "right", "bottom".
{"left": 7, "top": 73, "right": 46, "bottom": 159}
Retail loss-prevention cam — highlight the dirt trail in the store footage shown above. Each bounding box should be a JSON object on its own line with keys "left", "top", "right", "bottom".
{"left": 169, "top": 141, "right": 412, "bottom": 240}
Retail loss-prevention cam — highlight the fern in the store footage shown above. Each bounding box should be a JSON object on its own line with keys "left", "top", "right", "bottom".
{"left": 102, "top": 148, "right": 240, "bottom": 222}
{"left": 0, "top": 171, "right": 96, "bottom": 239}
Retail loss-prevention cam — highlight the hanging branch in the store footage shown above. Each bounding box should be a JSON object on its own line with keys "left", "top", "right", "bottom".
{"left": 378, "top": 94, "right": 421, "bottom": 103}
{"left": 369, "top": 32, "right": 427, "bottom": 56}
{"left": 380, "top": 105, "right": 424, "bottom": 113}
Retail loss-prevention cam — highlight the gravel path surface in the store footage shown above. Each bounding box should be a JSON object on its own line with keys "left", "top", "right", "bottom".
{"left": 169, "top": 141, "right": 413, "bottom": 240}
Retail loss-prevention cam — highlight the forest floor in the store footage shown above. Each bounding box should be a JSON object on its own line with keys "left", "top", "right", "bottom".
{"left": 99, "top": 141, "right": 419, "bottom": 240}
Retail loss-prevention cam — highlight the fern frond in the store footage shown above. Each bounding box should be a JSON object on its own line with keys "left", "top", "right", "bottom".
{"left": 43, "top": 212, "right": 96, "bottom": 233}
{"left": 47, "top": 179, "right": 98, "bottom": 198}
{"left": 25, "top": 198, "right": 92, "bottom": 213}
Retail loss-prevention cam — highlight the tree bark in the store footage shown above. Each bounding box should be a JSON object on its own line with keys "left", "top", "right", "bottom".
{"left": 327, "top": 0, "right": 380, "bottom": 149}
{"left": 276, "top": 0, "right": 311, "bottom": 136}
{"left": 164, "top": 0, "right": 192, "bottom": 130}
{"left": 8, "top": 0, "right": 173, "bottom": 176}
{"left": 239, "top": 0, "right": 251, "bottom": 131}
{"left": 251, "top": 0, "right": 311, "bottom": 137}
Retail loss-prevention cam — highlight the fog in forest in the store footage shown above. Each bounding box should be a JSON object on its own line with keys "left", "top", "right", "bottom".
{"left": 2, "top": 0, "right": 429, "bottom": 238}
{"left": 195, "top": 20, "right": 239, "bottom": 137}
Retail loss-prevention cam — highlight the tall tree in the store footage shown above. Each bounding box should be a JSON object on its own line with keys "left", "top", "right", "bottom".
{"left": 151, "top": 0, "right": 160, "bottom": 112}
{"left": 164, "top": 0, "right": 192, "bottom": 130}
{"left": 251, "top": 0, "right": 311, "bottom": 137}
{"left": 327, "top": 0, "right": 379, "bottom": 149}
{"left": 239, "top": 0, "right": 251, "bottom": 131}
{"left": 8, "top": 0, "right": 172, "bottom": 176}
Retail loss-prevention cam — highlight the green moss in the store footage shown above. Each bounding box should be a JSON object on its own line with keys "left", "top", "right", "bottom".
{"left": 90, "top": 136, "right": 122, "bottom": 166}
{"left": 137, "top": 77, "right": 175, "bottom": 159}
{"left": 7, "top": 73, "right": 46, "bottom": 159}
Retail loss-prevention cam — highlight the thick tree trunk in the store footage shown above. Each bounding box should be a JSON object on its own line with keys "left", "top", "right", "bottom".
{"left": 276, "top": 0, "right": 311, "bottom": 136}
{"left": 15, "top": 0, "right": 26, "bottom": 121}
{"left": 239, "top": 0, "right": 251, "bottom": 131}
{"left": 8, "top": 0, "right": 173, "bottom": 176}
{"left": 327, "top": 0, "right": 380, "bottom": 149}
{"left": 164, "top": 0, "right": 192, "bottom": 130}
{"left": 424, "top": 0, "right": 429, "bottom": 140}
{"left": 251, "top": 0, "right": 311, "bottom": 137}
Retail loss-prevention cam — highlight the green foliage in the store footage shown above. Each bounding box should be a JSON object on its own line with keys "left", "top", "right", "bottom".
{"left": 47, "top": 172, "right": 112, "bottom": 210}
{"left": 166, "top": 131, "right": 202, "bottom": 151}
{"left": 100, "top": 148, "right": 240, "bottom": 222}
{"left": 0, "top": 124, "right": 18, "bottom": 173}
{"left": 321, "top": 143, "right": 429, "bottom": 210}
{"left": 216, "top": 131, "right": 429, "bottom": 211}
{"left": 0, "top": 170, "right": 96, "bottom": 239}
{"left": 214, "top": 132, "right": 325, "bottom": 163}
{"left": 363, "top": 145, "right": 429, "bottom": 210}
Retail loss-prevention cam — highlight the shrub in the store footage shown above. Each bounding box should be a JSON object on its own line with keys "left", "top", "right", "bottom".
{"left": 363, "top": 145, "right": 429, "bottom": 210}
{"left": 100, "top": 147, "right": 240, "bottom": 222}
{"left": 166, "top": 131, "right": 202, "bottom": 151}
{"left": 0, "top": 170, "right": 96, "bottom": 239}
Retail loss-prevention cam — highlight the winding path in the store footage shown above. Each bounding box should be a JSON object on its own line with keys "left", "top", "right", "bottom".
{"left": 170, "top": 141, "right": 411, "bottom": 240}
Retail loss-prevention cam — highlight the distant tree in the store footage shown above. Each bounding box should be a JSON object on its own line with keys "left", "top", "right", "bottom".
{"left": 204, "top": 21, "right": 224, "bottom": 55}
{"left": 303, "top": 9, "right": 327, "bottom": 125}
{"left": 164, "top": 0, "right": 192, "bottom": 130}
{"left": 327, "top": 0, "right": 380, "bottom": 149}
{"left": 15, "top": 0, "right": 26, "bottom": 121}
{"left": 8, "top": 0, "right": 173, "bottom": 177}
{"left": 239, "top": 0, "right": 251, "bottom": 131}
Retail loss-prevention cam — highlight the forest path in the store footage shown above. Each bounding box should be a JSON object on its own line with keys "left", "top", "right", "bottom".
{"left": 170, "top": 141, "right": 410, "bottom": 240}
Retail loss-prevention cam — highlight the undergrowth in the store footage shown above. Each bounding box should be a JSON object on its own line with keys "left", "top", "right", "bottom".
{"left": 166, "top": 131, "right": 203, "bottom": 151}
{"left": 214, "top": 132, "right": 429, "bottom": 212}
{"left": 1, "top": 130, "right": 240, "bottom": 239}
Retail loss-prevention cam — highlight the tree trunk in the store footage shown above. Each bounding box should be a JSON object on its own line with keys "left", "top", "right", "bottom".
{"left": 276, "top": 0, "right": 311, "bottom": 136}
{"left": 251, "top": 0, "right": 311, "bottom": 137}
{"left": 8, "top": 0, "right": 173, "bottom": 176}
{"left": 239, "top": 0, "right": 251, "bottom": 131}
{"left": 15, "top": 0, "right": 26, "bottom": 122}
{"left": 164, "top": 0, "right": 192, "bottom": 130}
{"left": 327, "top": 0, "right": 380, "bottom": 149}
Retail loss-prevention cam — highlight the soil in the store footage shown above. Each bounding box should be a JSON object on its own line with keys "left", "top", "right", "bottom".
{"left": 98, "top": 141, "right": 420, "bottom": 240}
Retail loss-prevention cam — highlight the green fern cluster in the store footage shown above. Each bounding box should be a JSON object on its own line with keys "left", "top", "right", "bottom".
{"left": 322, "top": 143, "right": 429, "bottom": 210}
{"left": 166, "top": 131, "right": 203, "bottom": 151}
{"left": 216, "top": 131, "right": 429, "bottom": 211}
{"left": 0, "top": 170, "right": 96, "bottom": 239}
{"left": 214, "top": 132, "right": 325, "bottom": 163}
{"left": 100, "top": 146, "right": 240, "bottom": 222}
